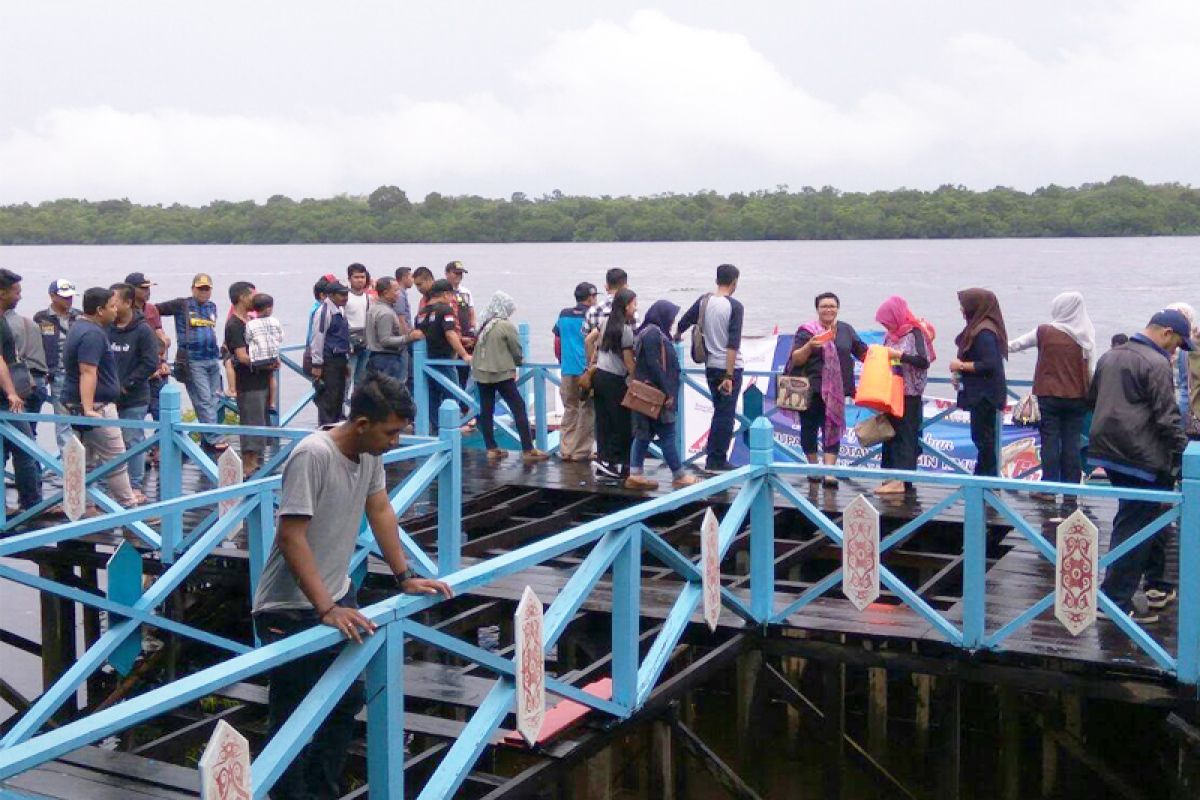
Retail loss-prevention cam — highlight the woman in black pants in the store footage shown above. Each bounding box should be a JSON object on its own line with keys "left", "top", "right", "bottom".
{"left": 874, "top": 295, "right": 934, "bottom": 494}
{"left": 471, "top": 291, "right": 548, "bottom": 463}
{"left": 586, "top": 289, "right": 638, "bottom": 480}
{"left": 950, "top": 288, "right": 1008, "bottom": 477}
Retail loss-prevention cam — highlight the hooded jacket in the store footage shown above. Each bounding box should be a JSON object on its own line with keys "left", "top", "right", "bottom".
{"left": 1088, "top": 336, "right": 1188, "bottom": 479}
{"left": 108, "top": 311, "right": 159, "bottom": 408}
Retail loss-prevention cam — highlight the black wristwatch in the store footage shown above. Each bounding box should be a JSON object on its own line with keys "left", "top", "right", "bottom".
{"left": 394, "top": 568, "right": 416, "bottom": 590}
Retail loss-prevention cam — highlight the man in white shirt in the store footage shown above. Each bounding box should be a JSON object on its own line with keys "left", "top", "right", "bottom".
{"left": 344, "top": 262, "right": 372, "bottom": 387}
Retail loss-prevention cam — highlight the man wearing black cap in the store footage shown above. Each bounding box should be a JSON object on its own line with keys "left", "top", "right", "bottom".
{"left": 1090, "top": 308, "right": 1193, "bottom": 623}
{"left": 156, "top": 274, "right": 225, "bottom": 450}
{"left": 35, "top": 278, "right": 81, "bottom": 452}
{"left": 415, "top": 279, "right": 471, "bottom": 432}
{"left": 124, "top": 272, "right": 170, "bottom": 426}
{"left": 308, "top": 279, "right": 352, "bottom": 425}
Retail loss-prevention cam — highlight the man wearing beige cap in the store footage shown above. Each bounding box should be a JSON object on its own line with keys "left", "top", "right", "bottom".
{"left": 156, "top": 274, "right": 226, "bottom": 449}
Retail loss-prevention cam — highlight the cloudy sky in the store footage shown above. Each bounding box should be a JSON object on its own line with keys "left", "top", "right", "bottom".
{"left": 2, "top": 1, "right": 1198, "bottom": 205}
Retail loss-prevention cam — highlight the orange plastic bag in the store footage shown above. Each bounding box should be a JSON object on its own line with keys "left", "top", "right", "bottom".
{"left": 855, "top": 345, "right": 896, "bottom": 414}
{"left": 888, "top": 372, "right": 904, "bottom": 417}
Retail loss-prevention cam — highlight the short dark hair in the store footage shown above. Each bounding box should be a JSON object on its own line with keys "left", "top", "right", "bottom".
{"left": 251, "top": 293, "right": 274, "bottom": 313}
{"left": 814, "top": 292, "right": 840, "bottom": 309}
{"left": 312, "top": 279, "right": 327, "bottom": 301}
{"left": 716, "top": 263, "right": 739, "bottom": 287}
{"left": 349, "top": 374, "right": 415, "bottom": 423}
{"left": 83, "top": 287, "right": 114, "bottom": 315}
{"left": 0, "top": 268, "right": 22, "bottom": 290}
{"left": 229, "top": 281, "right": 256, "bottom": 305}
{"left": 375, "top": 276, "right": 396, "bottom": 295}
{"left": 394, "top": 267, "right": 412, "bottom": 280}
{"left": 1111, "top": 333, "right": 1129, "bottom": 347}
{"left": 429, "top": 278, "right": 454, "bottom": 297}
{"left": 347, "top": 262, "right": 369, "bottom": 279}
{"left": 574, "top": 281, "right": 597, "bottom": 302}
{"left": 109, "top": 283, "right": 135, "bottom": 303}
{"left": 605, "top": 268, "right": 628, "bottom": 290}
{"left": 413, "top": 266, "right": 434, "bottom": 281}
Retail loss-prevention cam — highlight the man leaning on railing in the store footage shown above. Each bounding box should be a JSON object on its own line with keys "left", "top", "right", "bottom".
{"left": 251, "top": 374, "right": 452, "bottom": 798}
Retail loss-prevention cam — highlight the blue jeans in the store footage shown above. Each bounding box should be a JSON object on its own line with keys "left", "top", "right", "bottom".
{"left": 704, "top": 367, "right": 743, "bottom": 465}
{"left": 630, "top": 418, "right": 682, "bottom": 473}
{"left": 427, "top": 364, "right": 459, "bottom": 433}
{"left": 184, "top": 358, "right": 223, "bottom": 446}
{"left": 118, "top": 404, "right": 149, "bottom": 491}
{"left": 51, "top": 373, "right": 72, "bottom": 454}
{"left": 350, "top": 346, "right": 370, "bottom": 388}
{"left": 1037, "top": 396, "right": 1087, "bottom": 485}
{"left": 366, "top": 351, "right": 408, "bottom": 385}
{"left": 1, "top": 406, "right": 42, "bottom": 509}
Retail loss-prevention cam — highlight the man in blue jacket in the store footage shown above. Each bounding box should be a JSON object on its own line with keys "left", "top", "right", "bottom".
{"left": 108, "top": 283, "right": 159, "bottom": 502}
{"left": 156, "top": 274, "right": 225, "bottom": 450}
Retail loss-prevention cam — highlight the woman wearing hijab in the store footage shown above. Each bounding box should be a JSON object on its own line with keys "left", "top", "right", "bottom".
{"left": 586, "top": 288, "right": 638, "bottom": 480}
{"left": 1008, "top": 291, "right": 1095, "bottom": 496}
{"left": 470, "top": 291, "right": 549, "bottom": 463}
{"left": 624, "top": 300, "right": 701, "bottom": 491}
{"left": 950, "top": 288, "right": 1008, "bottom": 477}
{"left": 787, "top": 292, "right": 869, "bottom": 486}
{"left": 1166, "top": 302, "right": 1200, "bottom": 439}
{"left": 874, "top": 296, "right": 934, "bottom": 494}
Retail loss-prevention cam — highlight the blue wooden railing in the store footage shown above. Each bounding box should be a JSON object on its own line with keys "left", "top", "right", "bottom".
{"left": 0, "top": 407, "right": 1197, "bottom": 798}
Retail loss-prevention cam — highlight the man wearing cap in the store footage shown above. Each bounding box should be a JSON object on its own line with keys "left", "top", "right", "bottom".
{"left": 415, "top": 279, "right": 472, "bottom": 432}
{"left": 552, "top": 282, "right": 598, "bottom": 461}
{"left": 1090, "top": 308, "right": 1193, "bottom": 624}
{"left": 35, "top": 279, "right": 82, "bottom": 453}
{"left": 125, "top": 272, "right": 170, "bottom": 425}
{"left": 308, "top": 279, "right": 352, "bottom": 425}
{"left": 156, "top": 274, "right": 225, "bottom": 449}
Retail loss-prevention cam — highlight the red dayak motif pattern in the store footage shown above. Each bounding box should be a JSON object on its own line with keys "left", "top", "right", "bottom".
{"left": 212, "top": 738, "right": 250, "bottom": 800}
{"left": 518, "top": 601, "right": 544, "bottom": 727}
{"left": 843, "top": 501, "right": 879, "bottom": 610}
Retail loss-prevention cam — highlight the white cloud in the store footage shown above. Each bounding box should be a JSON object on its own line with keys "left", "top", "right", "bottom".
{"left": 1, "top": 3, "right": 1199, "bottom": 204}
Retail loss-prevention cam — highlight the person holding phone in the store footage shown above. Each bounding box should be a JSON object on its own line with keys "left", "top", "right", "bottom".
{"left": 787, "top": 292, "right": 869, "bottom": 486}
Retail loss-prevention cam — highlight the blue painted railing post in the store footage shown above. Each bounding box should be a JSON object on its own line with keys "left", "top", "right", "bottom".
{"left": 533, "top": 366, "right": 549, "bottom": 452}
{"left": 366, "top": 623, "right": 404, "bottom": 799}
{"left": 674, "top": 342, "right": 688, "bottom": 463}
{"left": 611, "top": 525, "right": 641, "bottom": 714}
{"left": 962, "top": 485, "right": 986, "bottom": 649}
{"left": 413, "top": 339, "right": 429, "bottom": 436}
{"left": 246, "top": 485, "right": 275, "bottom": 609}
{"left": 158, "top": 385, "right": 183, "bottom": 564}
{"left": 749, "top": 417, "right": 775, "bottom": 623}
{"left": 437, "top": 400, "right": 462, "bottom": 575}
{"left": 1177, "top": 442, "right": 1200, "bottom": 686}
{"left": 518, "top": 322, "right": 533, "bottom": 415}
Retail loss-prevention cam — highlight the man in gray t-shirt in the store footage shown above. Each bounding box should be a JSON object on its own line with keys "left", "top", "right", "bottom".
{"left": 252, "top": 374, "right": 452, "bottom": 799}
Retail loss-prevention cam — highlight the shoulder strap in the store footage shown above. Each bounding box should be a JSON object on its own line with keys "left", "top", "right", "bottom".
{"left": 698, "top": 293, "right": 710, "bottom": 326}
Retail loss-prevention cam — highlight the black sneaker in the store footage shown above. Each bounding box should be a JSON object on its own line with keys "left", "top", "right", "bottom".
{"left": 1145, "top": 588, "right": 1177, "bottom": 610}
{"left": 1099, "top": 606, "right": 1160, "bottom": 625}
{"left": 594, "top": 460, "right": 622, "bottom": 479}
{"left": 704, "top": 459, "right": 736, "bottom": 473}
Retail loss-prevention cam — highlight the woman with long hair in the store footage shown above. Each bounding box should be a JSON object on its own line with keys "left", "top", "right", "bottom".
{"left": 624, "top": 300, "right": 701, "bottom": 491}
{"left": 786, "top": 292, "right": 869, "bottom": 486}
{"left": 470, "top": 291, "right": 548, "bottom": 463}
{"left": 950, "top": 288, "right": 1008, "bottom": 477}
{"left": 587, "top": 288, "right": 638, "bottom": 480}
{"left": 1008, "top": 291, "right": 1095, "bottom": 497}
{"left": 874, "top": 296, "right": 934, "bottom": 494}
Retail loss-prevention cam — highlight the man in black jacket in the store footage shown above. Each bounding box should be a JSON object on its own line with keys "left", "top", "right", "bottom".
{"left": 108, "top": 283, "right": 159, "bottom": 503}
{"left": 1090, "top": 309, "right": 1192, "bottom": 623}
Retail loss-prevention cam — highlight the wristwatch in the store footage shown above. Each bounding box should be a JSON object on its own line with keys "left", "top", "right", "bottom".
{"left": 394, "top": 568, "right": 415, "bottom": 590}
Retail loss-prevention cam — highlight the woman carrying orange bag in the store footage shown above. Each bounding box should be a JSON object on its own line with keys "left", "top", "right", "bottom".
{"left": 874, "top": 296, "right": 934, "bottom": 494}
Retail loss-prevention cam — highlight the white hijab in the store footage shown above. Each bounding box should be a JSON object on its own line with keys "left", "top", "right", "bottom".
{"left": 1166, "top": 302, "right": 1199, "bottom": 345}
{"left": 1048, "top": 291, "right": 1097, "bottom": 369}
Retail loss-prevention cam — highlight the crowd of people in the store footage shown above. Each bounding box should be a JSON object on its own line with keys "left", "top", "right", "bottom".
{"left": 1, "top": 260, "right": 1197, "bottom": 623}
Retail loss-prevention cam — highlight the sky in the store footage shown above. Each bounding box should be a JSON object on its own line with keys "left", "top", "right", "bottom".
{"left": 1, "top": 0, "right": 1198, "bottom": 205}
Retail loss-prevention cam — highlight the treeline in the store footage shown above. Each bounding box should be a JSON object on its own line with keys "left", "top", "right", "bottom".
{"left": 2, "top": 176, "right": 1199, "bottom": 245}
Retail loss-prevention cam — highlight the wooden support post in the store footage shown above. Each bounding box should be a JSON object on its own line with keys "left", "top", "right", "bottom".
{"left": 651, "top": 719, "right": 674, "bottom": 800}
{"left": 998, "top": 686, "right": 1021, "bottom": 800}
{"left": 914, "top": 673, "right": 932, "bottom": 766}
{"left": 735, "top": 649, "right": 763, "bottom": 748}
{"left": 933, "top": 677, "right": 961, "bottom": 800}
{"left": 868, "top": 666, "right": 888, "bottom": 761}
{"left": 1041, "top": 692, "right": 1061, "bottom": 798}
{"left": 586, "top": 747, "right": 612, "bottom": 800}
{"left": 821, "top": 660, "right": 845, "bottom": 800}
{"left": 670, "top": 718, "right": 765, "bottom": 800}
{"left": 38, "top": 562, "right": 77, "bottom": 720}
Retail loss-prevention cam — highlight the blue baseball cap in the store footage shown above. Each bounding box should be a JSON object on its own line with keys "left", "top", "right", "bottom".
{"left": 49, "top": 278, "right": 77, "bottom": 298}
{"left": 1150, "top": 308, "right": 1194, "bottom": 350}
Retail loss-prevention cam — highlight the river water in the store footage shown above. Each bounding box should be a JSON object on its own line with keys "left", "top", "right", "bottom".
{"left": 0, "top": 237, "right": 1195, "bottom": 792}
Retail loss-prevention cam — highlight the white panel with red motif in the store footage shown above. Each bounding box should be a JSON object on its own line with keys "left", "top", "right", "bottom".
{"left": 1055, "top": 510, "right": 1099, "bottom": 636}
{"left": 841, "top": 495, "right": 881, "bottom": 611}
{"left": 514, "top": 585, "right": 546, "bottom": 747}
{"left": 700, "top": 507, "right": 721, "bottom": 633}
{"left": 199, "top": 719, "right": 251, "bottom": 800}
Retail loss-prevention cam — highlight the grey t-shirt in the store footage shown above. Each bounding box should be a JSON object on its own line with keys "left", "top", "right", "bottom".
{"left": 252, "top": 431, "right": 386, "bottom": 613}
{"left": 596, "top": 325, "right": 634, "bottom": 376}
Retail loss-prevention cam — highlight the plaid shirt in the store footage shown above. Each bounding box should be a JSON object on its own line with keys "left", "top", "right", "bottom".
{"left": 583, "top": 293, "right": 638, "bottom": 336}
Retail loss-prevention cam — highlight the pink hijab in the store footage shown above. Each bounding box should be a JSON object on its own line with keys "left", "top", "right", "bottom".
{"left": 876, "top": 295, "right": 936, "bottom": 362}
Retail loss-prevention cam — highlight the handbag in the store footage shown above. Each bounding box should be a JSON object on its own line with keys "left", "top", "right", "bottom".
{"left": 854, "top": 413, "right": 896, "bottom": 446}
{"left": 621, "top": 335, "right": 670, "bottom": 420}
{"left": 690, "top": 294, "right": 710, "bottom": 364}
{"left": 775, "top": 375, "right": 812, "bottom": 411}
{"left": 1013, "top": 393, "right": 1040, "bottom": 426}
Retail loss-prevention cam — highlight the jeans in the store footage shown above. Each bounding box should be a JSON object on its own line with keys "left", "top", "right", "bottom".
{"left": 254, "top": 595, "right": 364, "bottom": 800}
{"left": 184, "top": 358, "right": 224, "bottom": 447}
{"left": 1037, "top": 396, "right": 1087, "bottom": 485}
{"left": 350, "top": 344, "right": 370, "bottom": 389}
{"left": 968, "top": 399, "right": 999, "bottom": 477}
{"left": 117, "top": 404, "right": 149, "bottom": 491}
{"left": 1100, "top": 470, "right": 1175, "bottom": 610}
{"left": 51, "top": 373, "right": 72, "bottom": 453}
{"left": 426, "top": 364, "right": 459, "bottom": 433}
{"left": 1, "top": 403, "right": 42, "bottom": 510}
{"left": 704, "top": 367, "right": 743, "bottom": 465}
{"left": 366, "top": 352, "right": 407, "bottom": 385}
{"left": 630, "top": 418, "right": 682, "bottom": 473}
{"left": 478, "top": 379, "right": 534, "bottom": 451}
{"left": 558, "top": 374, "right": 595, "bottom": 459}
